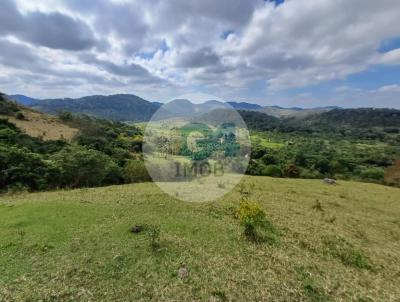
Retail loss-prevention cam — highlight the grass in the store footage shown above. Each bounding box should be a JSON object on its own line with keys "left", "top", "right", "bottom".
{"left": 295, "top": 266, "right": 331, "bottom": 302}
{"left": 251, "top": 133, "right": 284, "bottom": 149}
{"left": 323, "top": 236, "right": 374, "bottom": 271}
{"left": 0, "top": 176, "right": 399, "bottom": 301}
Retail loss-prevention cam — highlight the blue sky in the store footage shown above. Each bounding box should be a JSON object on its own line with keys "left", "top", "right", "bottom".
{"left": 0, "top": 0, "right": 399, "bottom": 108}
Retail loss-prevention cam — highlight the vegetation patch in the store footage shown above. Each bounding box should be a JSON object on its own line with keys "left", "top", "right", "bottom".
{"left": 295, "top": 266, "right": 331, "bottom": 302}
{"left": 211, "top": 290, "right": 228, "bottom": 301}
{"left": 236, "top": 198, "right": 279, "bottom": 244}
{"left": 130, "top": 223, "right": 162, "bottom": 251}
{"left": 323, "top": 236, "right": 374, "bottom": 271}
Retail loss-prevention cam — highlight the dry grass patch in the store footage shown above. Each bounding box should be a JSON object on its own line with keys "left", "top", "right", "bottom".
{"left": 1, "top": 108, "right": 78, "bottom": 141}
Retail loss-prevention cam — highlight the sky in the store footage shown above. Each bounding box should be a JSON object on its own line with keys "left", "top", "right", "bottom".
{"left": 0, "top": 0, "right": 400, "bottom": 108}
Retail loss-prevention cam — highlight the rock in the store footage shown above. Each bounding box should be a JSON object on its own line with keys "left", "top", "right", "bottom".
{"left": 323, "top": 178, "right": 337, "bottom": 185}
{"left": 178, "top": 265, "right": 189, "bottom": 279}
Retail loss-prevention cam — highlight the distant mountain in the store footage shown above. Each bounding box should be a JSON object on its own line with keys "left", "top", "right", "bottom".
{"left": 8, "top": 94, "right": 39, "bottom": 106}
{"left": 202, "top": 100, "right": 230, "bottom": 112}
{"left": 162, "top": 99, "right": 196, "bottom": 117}
{"left": 13, "top": 93, "right": 396, "bottom": 129}
{"left": 30, "top": 94, "right": 161, "bottom": 122}
{"left": 227, "top": 102, "right": 263, "bottom": 110}
{"left": 225, "top": 101, "right": 338, "bottom": 118}
{"left": 160, "top": 99, "right": 228, "bottom": 119}
{"left": 259, "top": 106, "right": 336, "bottom": 118}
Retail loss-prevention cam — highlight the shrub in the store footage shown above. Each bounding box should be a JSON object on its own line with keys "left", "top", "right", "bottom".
{"left": 261, "top": 164, "right": 282, "bottom": 177}
{"left": 15, "top": 111, "right": 25, "bottom": 120}
{"left": 58, "top": 111, "right": 73, "bottom": 122}
{"left": 261, "top": 154, "right": 279, "bottom": 165}
{"left": 284, "top": 164, "right": 300, "bottom": 178}
{"left": 0, "top": 146, "right": 54, "bottom": 191}
{"left": 51, "top": 145, "right": 120, "bottom": 188}
{"left": 360, "top": 167, "right": 385, "bottom": 181}
{"left": 122, "top": 160, "right": 151, "bottom": 183}
{"left": 236, "top": 199, "right": 279, "bottom": 244}
{"left": 246, "top": 160, "right": 263, "bottom": 175}
{"left": 299, "top": 168, "right": 323, "bottom": 179}
{"left": 147, "top": 224, "right": 161, "bottom": 250}
{"left": 314, "top": 159, "right": 331, "bottom": 175}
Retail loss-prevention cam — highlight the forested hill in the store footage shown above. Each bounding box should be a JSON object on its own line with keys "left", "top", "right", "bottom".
{"left": 238, "top": 108, "right": 400, "bottom": 135}
{"left": 30, "top": 94, "right": 161, "bottom": 122}
{"left": 304, "top": 108, "right": 400, "bottom": 129}
{"left": 237, "top": 110, "right": 281, "bottom": 131}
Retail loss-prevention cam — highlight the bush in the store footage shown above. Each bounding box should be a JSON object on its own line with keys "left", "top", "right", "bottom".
{"left": 58, "top": 111, "right": 73, "bottom": 122}
{"left": 51, "top": 145, "right": 121, "bottom": 188}
{"left": 147, "top": 224, "right": 161, "bottom": 250}
{"left": 122, "top": 160, "right": 151, "bottom": 183}
{"left": 314, "top": 159, "right": 331, "bottom": 175}
{"left": 360, "top": 167, "right": 385, "bottom": 181}
{"left": 261, "top": 164, "right": 282, "bottom": 177}
{"left": 261, "top": 154, "right": 279, "bottom": 165}
{"left": 299, "top": 168, "right": 323, "bottom": 179}
{"left": 236, "top": 199, "right": 279, "bottom": 244}
{"left": 0, "top": 146, "right": 55, "bottom": 191}
{"left": 15, "top": 111, "right": 25, "bottom": 120}
{"left": 284, "top": 164, "right": 300, "bottom": 178}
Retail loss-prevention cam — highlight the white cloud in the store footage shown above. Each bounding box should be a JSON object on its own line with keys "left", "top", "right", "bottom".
{"left": 379, "top": 49, "right": 400, "bottom": 65}
{"left": 376, "top": 84, "right": 400, "bottom": 93}
{"left": 0, "top": 0, "right": 400, "bottom": 106}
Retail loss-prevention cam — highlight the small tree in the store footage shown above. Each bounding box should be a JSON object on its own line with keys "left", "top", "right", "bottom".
{"left": 122, "top": 160, "right": 151, "bottom": 183}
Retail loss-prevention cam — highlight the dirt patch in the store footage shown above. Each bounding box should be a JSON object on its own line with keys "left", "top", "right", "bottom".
{"left": 1, "top": 109, "right": 78, "bottom": 141}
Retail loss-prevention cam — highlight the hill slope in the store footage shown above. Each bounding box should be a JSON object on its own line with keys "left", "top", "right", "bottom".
{"left": 304, "top": 108, "right": 400, "bottom": 129}
{"left": 259, "top": 106, "right": 336, "bottom": 118}
{"left": 0, "top": 94, "right": 78, "bottom": 140}
{"left": 30, "top": 94, "right": 160, "bottom": 122}
{"left": 1, "top": 176, "right": 399, "bottom": 301}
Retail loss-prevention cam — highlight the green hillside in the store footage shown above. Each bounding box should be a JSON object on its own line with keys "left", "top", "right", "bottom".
{"left": 30, "top": 94, "right": 160, "bottom": 122}
{"left": 1, "top": 176, "right": 399, "bottom": 301}
{"left": 303, "top": 108, "right": 400, "bottom": 129}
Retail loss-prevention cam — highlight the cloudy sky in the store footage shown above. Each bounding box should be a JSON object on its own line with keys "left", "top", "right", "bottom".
{"left": 0, "top": 0, "right": 400, "bottom": 108}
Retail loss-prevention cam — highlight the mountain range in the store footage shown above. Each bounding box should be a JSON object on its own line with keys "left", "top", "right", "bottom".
{"left": 18, "top": 94, "right": 159, "bottom": 122}
{"left": 8, "top": 93, "right": 340, "bottom": 121}
{"left": 4, "top": 92, "right": 400, "bottom": 134}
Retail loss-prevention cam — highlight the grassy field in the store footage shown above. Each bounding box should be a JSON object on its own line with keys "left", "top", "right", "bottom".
{"left": 0, "top": 176, "right": 399, "bottom": 301}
